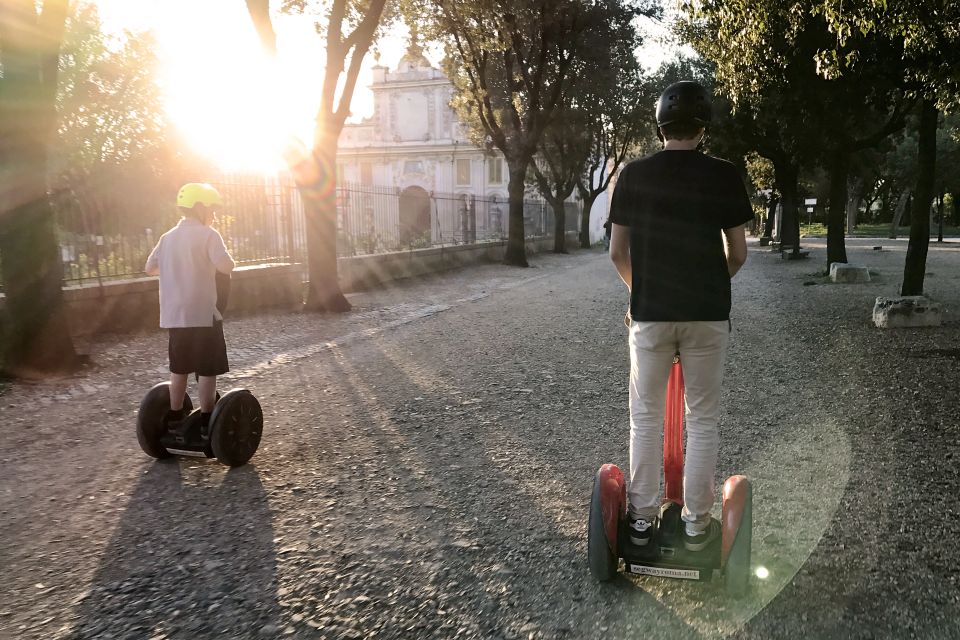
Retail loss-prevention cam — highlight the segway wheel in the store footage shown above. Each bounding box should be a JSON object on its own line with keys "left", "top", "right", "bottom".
{"left": 588, "top": 464, "right": 624, "bottom": 582}
{"left": 721, "top": 475, "right": 753, "bottom": 597}
{"left": 137, "top": 382, "right": 193, "bottom": 459}
{"left": 209, "top": 389, "right": 263, "bottom": 467}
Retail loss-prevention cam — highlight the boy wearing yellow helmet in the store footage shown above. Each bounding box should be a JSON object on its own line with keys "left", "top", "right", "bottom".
{"left": 145, "top": 183, "right": 236, "bottom": 431}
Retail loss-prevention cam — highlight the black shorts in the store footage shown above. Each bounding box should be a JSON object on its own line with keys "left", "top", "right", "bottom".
{"left": 168, "top": 320, "right": 229, "bottom": 376}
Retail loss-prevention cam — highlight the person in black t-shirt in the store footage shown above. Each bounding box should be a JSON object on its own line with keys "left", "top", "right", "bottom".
{"left": 608, "top": 81, "right": 752, "bottom": 552}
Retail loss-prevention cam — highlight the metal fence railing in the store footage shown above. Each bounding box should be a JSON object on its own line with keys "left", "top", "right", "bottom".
{"left": 1, "top": 173, "right": 577, "bottom": 290}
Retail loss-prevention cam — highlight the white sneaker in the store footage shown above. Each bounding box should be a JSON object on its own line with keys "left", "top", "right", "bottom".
{"left": 629, "top": 517, "right": 653, "bottom": 547}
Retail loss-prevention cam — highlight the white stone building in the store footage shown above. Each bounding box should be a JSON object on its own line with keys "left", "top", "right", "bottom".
{"left": 336, "top": 41, "right": 609, "bottom": 248}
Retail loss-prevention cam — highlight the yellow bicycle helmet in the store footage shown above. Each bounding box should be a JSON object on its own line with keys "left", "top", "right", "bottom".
{"left": 177, "top": 183, "right": 223, "bottom": 208}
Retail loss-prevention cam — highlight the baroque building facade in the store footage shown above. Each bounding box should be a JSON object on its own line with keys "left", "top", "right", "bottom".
{"left": 336, "top": 40, "right": 606, "bottom": 248}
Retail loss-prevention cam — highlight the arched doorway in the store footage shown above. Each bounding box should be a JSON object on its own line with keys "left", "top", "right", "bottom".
{"left": 399, "top": 186, "right": 431, "bottom": 247}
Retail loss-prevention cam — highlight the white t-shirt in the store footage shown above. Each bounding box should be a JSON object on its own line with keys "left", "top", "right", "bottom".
{"left": 145, "top": 218, "right": 236, "bottom": 328}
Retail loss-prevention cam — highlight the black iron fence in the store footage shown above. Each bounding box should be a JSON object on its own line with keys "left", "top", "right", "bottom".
{"left": 333, "top": 182, "right": 567, "bottom": 256}
{"left": 2, "top": 173, "right": 576, "bottom": 289}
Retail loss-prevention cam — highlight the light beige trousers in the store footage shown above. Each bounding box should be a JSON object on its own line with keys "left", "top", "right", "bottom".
{"left": 627, "top": 320, "right": 729, "bottom": 529}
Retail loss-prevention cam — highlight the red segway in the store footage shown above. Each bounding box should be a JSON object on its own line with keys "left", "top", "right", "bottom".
{"left": 587, "top": 356, "right": 753, "bottom": 595}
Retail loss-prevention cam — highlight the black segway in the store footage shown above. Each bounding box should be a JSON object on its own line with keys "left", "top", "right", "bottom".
{"left": 587, "top": 357, "right": 753, "bottom": 595}
{"left": 137, "top": 383, "right": 263, "bottom": 467}
{"left": 137, "top": 271, "right": 263, "bottom": 467}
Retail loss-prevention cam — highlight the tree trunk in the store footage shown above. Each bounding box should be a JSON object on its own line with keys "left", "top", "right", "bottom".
{"left": 846, "top": 176, "right": 863, "bottom": 234}
{"left": 826, "top": 148, "right": 849, "bottom": 269}
{"left": 292, "top": 135, "right": 350, "bottom": 312}
{"left": 901, "top": 99, "right": 938, "bottom": 296}
{"left": 774, "top": 160, "right": 800, "bottom": 252}
{"left": 578, "top": 189, "right": 599, "bottom": 249}
{"left": 889, "top": 191, "right": 909, "bottom": 238}
{"left": 550, "top": 198, "right": 567, "bottom": 253}
{"left": 504, "top": 159, "right": 529, "bottom": 267}
{"left": 0, "top": 0, "right": 80, "bottom": 378}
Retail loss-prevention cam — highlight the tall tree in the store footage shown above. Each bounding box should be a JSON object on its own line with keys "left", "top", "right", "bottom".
{"left": 679, "top": 2, "right": 820, "bottom": 259}
{"left": 681, "top": 1, "right": 909, "bottom": 270}
{"left": 574, "top": 6, "right": 653, "bottom": 249}
{"left": 245, "top": 0, "right": 393, "bottom": 311}
{"left": 52, "top": 3, "right": 175, "bottom": 243}
{"left": 533, "top": 0, "right": 649, "bottom": 253}
{"left": 818, "top": 0, "right": 960, "bottom": 294}
{"left": 530, "top": 106, "right": 591, "bottom": 253}
{"left": 411, "top": 0, "right": 622, "bottom": 266}
{"left": 0, "top": 0, "right": 80, "bottom": 377}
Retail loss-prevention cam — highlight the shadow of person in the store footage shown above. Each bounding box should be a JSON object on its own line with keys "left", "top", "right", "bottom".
{"left": 64, "top": 460, "right": 279, "bottom": 639}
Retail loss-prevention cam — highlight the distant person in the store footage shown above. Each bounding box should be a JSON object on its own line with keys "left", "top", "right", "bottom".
{"left": 145, "top": 183, "right": 236, "bottom": 432}
{"left": 603, "top": 218, "right": 612, "bottom": 249}
{"left": 607, "top": 81, "right": 751, "bottom": 552}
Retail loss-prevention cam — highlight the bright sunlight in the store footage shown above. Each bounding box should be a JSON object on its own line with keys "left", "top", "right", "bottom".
{"left": 94, "top": 0, "right": 384, "bottom": 173}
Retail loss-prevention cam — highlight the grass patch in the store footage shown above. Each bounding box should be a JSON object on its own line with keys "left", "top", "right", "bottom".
{"left": 799, "top": 223, "right": 960, "bottom": 238}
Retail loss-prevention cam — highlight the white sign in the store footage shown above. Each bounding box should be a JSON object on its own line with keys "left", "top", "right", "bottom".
{"left": 804, "top": 198, "right": 817, "bottom": 206}
{"left": 628, "top": 564, "right": 701, "bottom": 580}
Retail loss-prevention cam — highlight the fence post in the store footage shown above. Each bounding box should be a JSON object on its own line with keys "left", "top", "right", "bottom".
{"left": 468, "top": 195, "right": 476, "bottom": 244}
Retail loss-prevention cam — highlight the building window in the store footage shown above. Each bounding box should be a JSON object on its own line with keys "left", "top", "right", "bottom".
{"left": 360, "top": 162, "right": 373, "bottom": 185}
{"left": 456, "top": 159, "right": 471, "bottom": 186}
{"left": 488, "top": 157, "right": 504, "bottom": 184}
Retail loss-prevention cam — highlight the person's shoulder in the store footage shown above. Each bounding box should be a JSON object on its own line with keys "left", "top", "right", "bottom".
{"left": 618, "top": 153, "right": 660, "bottom": 178}
{"left": 626, "top": 152, "right": 661, "bottom": 168}
{"left": 700, "top": 154, "right": 740, "bottom": 173}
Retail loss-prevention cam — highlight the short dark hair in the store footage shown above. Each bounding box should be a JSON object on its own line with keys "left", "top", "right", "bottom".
{"left": 659, "top": 121, "right": 704, "bottom": 141}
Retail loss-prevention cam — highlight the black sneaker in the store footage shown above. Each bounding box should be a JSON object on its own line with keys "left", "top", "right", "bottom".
{"left": 169, "top": 410, "right": 205, "bottom": 446}
{"left": 163, "top": 408, "right": 187, "bottom": 429}
{"left": 629, "top": 517, "right": 653, "bottom": 547}
{"left": 682, "top": 519, "right": 720, "bottom": 552}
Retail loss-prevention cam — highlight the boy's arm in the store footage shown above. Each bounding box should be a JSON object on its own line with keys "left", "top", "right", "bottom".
{"left": 145, "top": 239, "right": 161, "bottom": 276}
{"left": 208, "top": 230, "right": 236, "bottom": 274}
{"left": 722, "top": 224, "right": 748, "bottom": 277}
{"left": 609, "top": 223, "right": 631, "bottom": 290}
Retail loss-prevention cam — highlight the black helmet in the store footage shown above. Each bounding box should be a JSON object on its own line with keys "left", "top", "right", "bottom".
{"left": 655, "top": 81, "right": 712, "bottom": 128}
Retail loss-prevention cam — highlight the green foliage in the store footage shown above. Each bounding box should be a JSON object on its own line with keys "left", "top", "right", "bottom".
{"left": 409, "top": 0, "right": 644, "bottom": 163}
{"left": 52, "top": 2, "right": 179, "bottom": 242}
{"left": 801, "top": 222, "right": 960, "bottom": 238}
{"left": 745, "top": 152, "right": 775, "bottom": 193}
{"left": 815, "top": 0, "right": 960, "bottom": 109}
{"left": 574, "top": 4, "right": 654, "bottom": 209}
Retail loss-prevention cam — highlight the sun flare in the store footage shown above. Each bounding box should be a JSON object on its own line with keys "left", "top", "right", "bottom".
{"left": 156, "top": 7, "right": 323, "bottom": 173}
{"left": 94, "top": 0, "right": 408, "bottom": 173}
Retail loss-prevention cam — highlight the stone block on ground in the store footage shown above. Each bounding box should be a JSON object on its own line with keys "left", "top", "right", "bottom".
{"left": 782, "top": 250, "right": 810, "bottom": 260}
{"left": 873, "top": 296, "right": 943, "bottom": 328}
{"left": 830, "top": 263, "right": 871, "bottom": 283}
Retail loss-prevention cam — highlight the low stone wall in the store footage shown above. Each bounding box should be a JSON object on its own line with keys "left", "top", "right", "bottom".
{"left": 0, "top": 234, "right": 577, "bottom": 340}
{"left": 59, "top": 263, "right": 302, "bottom": 337}
{"left": 338, "top": 234, "right": 576, "bottom": 292}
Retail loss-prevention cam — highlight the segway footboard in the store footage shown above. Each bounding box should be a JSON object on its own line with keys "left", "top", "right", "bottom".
{"left": 620, "top": 501, "right": 720, "bottom": 582}
{"left": 621, "top": 536, "right": 720, "bottom": 582}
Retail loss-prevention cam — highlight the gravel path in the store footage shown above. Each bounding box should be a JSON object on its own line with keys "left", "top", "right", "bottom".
{"left": 1, "top": 238, "right": 959, "bottom": 639}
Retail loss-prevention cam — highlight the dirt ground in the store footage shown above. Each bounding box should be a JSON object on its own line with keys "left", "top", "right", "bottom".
{"left": 2, "top": 237, "right": 959, "bottom": 639}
